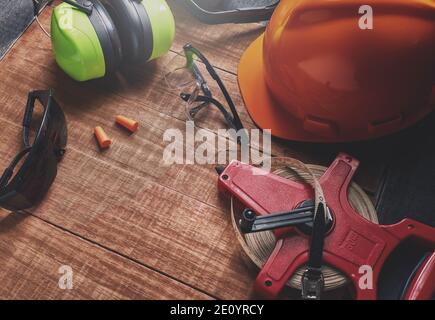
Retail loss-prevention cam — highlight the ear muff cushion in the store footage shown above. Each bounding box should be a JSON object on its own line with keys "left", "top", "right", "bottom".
{"left": 88, "top": 0, "right": 123, "bottom": 72}
{"left": 100, "top": 0, "right": 153, "bottom": 63}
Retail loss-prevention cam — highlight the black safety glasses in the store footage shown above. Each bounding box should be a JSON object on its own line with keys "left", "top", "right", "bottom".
{"left": 0, "top": 90, "right": 67, "bottom": 211}
{"left": 165, "top": 44, "right": 245, "bottom": 133}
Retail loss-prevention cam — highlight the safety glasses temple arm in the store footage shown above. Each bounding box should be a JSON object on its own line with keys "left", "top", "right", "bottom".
{"left": 183, "top": 44, "right": 244, "bottom": 131}
{"left": 191, "top": 64, "right": 212, "bottom": 98}
{"left": 215, "top": 74, "right": 244, "bottom": 131}
{"left": 22, "top": 90, "right": 54, "bottom": 148}
{"left": 22, "top": 92, "right": 39, "bottom": 148}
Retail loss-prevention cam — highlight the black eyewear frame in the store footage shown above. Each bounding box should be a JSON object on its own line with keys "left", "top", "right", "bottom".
{"left": 180, "top": 44, "right": 245, "bottom": 132}
{"left": 0, "top": 90, "right": 67, "bottom": 211}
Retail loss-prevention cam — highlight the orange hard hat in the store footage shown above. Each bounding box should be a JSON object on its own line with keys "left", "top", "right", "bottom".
{"left": 238, "top": 0, "right": 435, "bottom": 142}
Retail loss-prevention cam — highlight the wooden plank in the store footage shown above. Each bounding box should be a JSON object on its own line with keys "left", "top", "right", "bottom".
{"left": 0, "top": 3, "right": 386, "bottom": 300}
{"left": 0, "top": 210, "right": 211, "bottom": 299}
{"left": 0, "top": 10, "right": 266, "bottom": 211}
{"left": 0, "top": 117, "right": 256, "bottom": 299}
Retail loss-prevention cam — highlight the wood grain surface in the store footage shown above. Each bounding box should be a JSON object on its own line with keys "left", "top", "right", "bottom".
{"left": 0, "top": 1, "right": 387, "bottom": 299}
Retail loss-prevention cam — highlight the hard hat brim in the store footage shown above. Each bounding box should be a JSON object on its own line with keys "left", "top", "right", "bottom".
{"left": 238, "top": 34, "right": 340, "bottom": 142}
{"left": 239, "top": 34, "right": 435, "bottom": 143}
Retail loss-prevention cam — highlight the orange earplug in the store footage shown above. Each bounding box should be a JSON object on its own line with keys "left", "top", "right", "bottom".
{"left": 115, "top": 115, "right": 139, "bottom": 133}
{"left": 94, "top": 126, "right": 112, "bottom": 149}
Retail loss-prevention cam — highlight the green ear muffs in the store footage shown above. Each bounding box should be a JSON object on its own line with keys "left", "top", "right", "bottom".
{"left": 51, "top": 0, "right": 175, "bottom": 82}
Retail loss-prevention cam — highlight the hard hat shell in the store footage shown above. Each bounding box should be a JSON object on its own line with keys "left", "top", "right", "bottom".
{"left": 238, "top": 0, "right": 435, "bottom": 142}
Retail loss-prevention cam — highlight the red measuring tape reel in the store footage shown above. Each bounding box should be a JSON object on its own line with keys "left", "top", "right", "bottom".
{"left": 217, "top": 153, "right": 435, "bottom": 300}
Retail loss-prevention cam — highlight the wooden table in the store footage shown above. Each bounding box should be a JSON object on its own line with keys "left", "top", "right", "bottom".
{"left": 0, "top": 1, "right": 387, "bottom": 299}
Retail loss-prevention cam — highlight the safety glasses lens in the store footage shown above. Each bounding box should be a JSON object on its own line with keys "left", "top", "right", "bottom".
{"left": 0, "top": 142, "right": 57, "bottom": 211}
{"left": 165, "top": 47, "right": 241, "bottom": 133}
{"left": 165, "top": 51, "right": 197, "bottom": 90}
{"left": 0, "top": 91, "right": 67, "bottom": 211}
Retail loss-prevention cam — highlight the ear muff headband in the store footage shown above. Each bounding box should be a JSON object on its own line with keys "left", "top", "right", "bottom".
{"left": 97, "top": 0, "right": 175, "bottom": 63}
{"left": 89, "top": 0, "right": 122, "bottom": 72}
{"left": 100, "top": 0, "right": 153, "bottom": 63}
{"left": 183, "top": 0, "right": 279, "bottom": 24}
{"left": 132, "top": 0, "right": 154, "bottom": 62}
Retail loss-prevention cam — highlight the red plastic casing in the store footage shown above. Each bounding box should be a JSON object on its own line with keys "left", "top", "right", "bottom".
{"left": 218, "top": 153, "right": 435, "bottom": 299}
